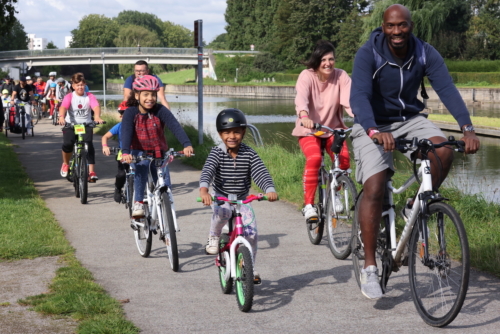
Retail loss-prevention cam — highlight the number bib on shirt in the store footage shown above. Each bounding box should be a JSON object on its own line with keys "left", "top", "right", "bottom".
{"left": 74, "top": 124, "right": 86, "bottom": 135}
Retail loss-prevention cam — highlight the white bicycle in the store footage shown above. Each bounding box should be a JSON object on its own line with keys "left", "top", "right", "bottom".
{"left": 131, "top": 149, "right": 192, "bottom": 272}
{"left": 351, "top": 136, "right": 470, "bottom": 327}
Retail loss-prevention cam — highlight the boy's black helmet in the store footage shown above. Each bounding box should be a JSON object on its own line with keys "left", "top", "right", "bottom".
{"left": 216, "top": 108, "right": 247, "bottom": 131}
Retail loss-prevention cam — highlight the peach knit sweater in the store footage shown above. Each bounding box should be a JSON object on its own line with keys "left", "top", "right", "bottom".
{"left": 292, "top": 68, "right": 353, "bottom": 137}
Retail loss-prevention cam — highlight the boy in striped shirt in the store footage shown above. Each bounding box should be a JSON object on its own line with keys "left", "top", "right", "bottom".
{"left": 199, "top": 109, "right": 278, "bottom": 280}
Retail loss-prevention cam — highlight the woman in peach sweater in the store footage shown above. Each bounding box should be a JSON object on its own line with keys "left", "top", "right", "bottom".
{"left": 291, "top": 40, "right": 354, "bottom": 222}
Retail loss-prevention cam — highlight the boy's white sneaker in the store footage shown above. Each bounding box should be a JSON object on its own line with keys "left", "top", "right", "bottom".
{"left": 205, "top": 236, "right": 219, "bottom": 255}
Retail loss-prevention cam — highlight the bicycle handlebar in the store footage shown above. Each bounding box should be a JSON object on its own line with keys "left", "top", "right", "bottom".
{"left": 300, "top": 122, "right": 352, "bottom": 135}
{"left": 196, "top": 193, "right": 277, "bottom": 204}
{"left": 55, "top": 121, "right": 107, "bottom": 127}
{"left": 373, "top": 136, "right": 465, "bottom": 153}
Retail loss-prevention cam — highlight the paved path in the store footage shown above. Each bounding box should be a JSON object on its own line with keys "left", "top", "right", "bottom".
{"left": 12, "top": 119, "right": 500, "bottom": 333}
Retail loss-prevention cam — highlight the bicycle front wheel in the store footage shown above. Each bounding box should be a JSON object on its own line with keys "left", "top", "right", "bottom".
{"left": 21, "top": 114, "right": 25, "bottom": 140}
{"left": 306, "top": 179, "right": 325, "bottom": 245}
{"left": 134, "top": 203, "right": 152, "bottom": 257}
{"left": 408, "top": 202, "right": 469, "bottom": 327}
{"left": 52, "top": 109, "right": 58, "bottom": 126}
{"left": 218, "top": 233, "right": 233, "bottom": 294}
{"left": 235, "top": 246, "right": 254, "bottom": 312}
{"left": 160, "top": 191, "right": 179, "bottom": 272}
{"left": 326, "top": 175, "right": 357, "bottom": 259}
{"left": 79, "top": 150, "right": 88, "bottom": 204}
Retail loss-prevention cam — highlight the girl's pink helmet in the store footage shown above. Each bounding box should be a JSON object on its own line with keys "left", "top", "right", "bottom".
{"left": 132, "top": 75, "right": 160, "bottom": 91}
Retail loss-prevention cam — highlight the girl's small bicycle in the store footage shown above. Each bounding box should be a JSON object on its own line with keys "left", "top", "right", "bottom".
{"left": 197, "top": 193, "right": 274, "bottom": 312}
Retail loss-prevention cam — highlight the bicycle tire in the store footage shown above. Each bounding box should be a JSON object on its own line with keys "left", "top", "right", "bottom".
{"left": 351, "top": 192, "right": 386, "bottom": 288}
{"left": 235, "top": 246, "right": 254, "bottom": 312}
{"left": 4, "top": 115, "right": 7, "bottom": 136}
{"left": 160, "top": 191, "right": 179, "bottom": 272}
{"left": 52, "top": 109, "right": 58, "bottom": 126}
{"left": 31, "top": 120, "right": 34, "bottom": 137}
{"left": 306, "top": 176, "right": 325, "bottom": 245}
{"left": 32, "top": 106, "right": 39, "bottom": 125}
{"left": 408, "top": 202, "right": 469, "bottom": 327}
{"left": 134, "top": 203, "right": 152, "bottom": 257}
{"left": 79, "top": 150, "right": 88, "bottom": 204}
{"left": 21, "top": 113, "right": 25, "bottom": 140}
{"left": 218, "top": 234, "right": 233, "bottom": 294}
{"left": 72, "top": 156, "right": 79, "bottom": 197}
{"left": 326, "top": 175, "right": 357, "bottom": 259}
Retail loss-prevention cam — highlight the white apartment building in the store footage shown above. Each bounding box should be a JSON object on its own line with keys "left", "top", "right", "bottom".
{"left": 65, "top": 36, "right": 73, "bottom": 48}
{"left": 28, "top": 34, "right": 48, "bottom": 50}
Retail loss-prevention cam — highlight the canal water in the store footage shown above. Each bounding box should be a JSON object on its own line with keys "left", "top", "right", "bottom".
{"left": 94, "top": 91, "right": 500, "bottom": 203}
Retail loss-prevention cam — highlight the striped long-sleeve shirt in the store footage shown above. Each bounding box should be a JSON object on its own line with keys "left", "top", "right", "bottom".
{"left": 199, "top": 143, "right": 276, "bottom": 199}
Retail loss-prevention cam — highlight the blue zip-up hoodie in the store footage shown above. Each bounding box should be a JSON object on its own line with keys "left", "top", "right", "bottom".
{"left": 350, "top": 27, "right": 472, "bottom": 132}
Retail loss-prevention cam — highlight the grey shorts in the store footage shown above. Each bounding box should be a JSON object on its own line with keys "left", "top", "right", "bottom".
{"left": 351, "top": 115, "right": 446, "bottom": 184}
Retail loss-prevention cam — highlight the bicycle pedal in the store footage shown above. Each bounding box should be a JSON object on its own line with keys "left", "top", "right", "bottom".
{"left": 151, "top": 229, "right": 157, "bottom": 235}
{"left": 253, "top": 277, "right": 262, "bottom": 285}
{"left": 130, "top": 223, "right": 138, "bottom": 231}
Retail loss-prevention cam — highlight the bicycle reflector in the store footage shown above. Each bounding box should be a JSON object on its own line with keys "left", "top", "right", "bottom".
{"left": 313, "top": 131, "right": 325, "bottom": 136}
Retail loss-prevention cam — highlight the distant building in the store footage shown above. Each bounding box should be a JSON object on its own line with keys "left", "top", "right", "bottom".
{"left": 28, "top": 34, "right": 48, "bottom": 50}
{"left": 65, "top": 36, "right": 73, "bottom": 48}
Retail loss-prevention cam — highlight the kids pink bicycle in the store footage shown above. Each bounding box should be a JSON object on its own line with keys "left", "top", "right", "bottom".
{"left": 197, "top": 193, "right": 274, "bottom": 312}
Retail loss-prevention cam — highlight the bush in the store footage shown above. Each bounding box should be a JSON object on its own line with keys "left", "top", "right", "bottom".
{"left": 445, "top": 60, "right": 500, "bottom": 72}
{"left": 253, "top": 52, "right": 285, "bottom": 73}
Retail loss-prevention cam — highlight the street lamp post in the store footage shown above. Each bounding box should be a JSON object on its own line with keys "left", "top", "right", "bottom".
{"left": 101, "top": 52, "right": 106, "bottom": 111}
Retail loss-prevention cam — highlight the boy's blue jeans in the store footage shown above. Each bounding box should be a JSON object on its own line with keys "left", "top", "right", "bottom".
{"left": 132, "top": 150, "right": 171, "bottom": 202}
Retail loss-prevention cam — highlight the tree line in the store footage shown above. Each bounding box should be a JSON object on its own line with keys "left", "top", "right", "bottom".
{"left": 223, "top": 0, "right": 500, "bottom": 69}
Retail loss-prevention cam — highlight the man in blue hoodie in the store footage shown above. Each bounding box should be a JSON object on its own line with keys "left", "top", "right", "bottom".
{"left": 350, "top": 4, "right": 480, "bottom": 300}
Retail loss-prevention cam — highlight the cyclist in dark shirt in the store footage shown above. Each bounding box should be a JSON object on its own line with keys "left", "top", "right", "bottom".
{"left": 0, "top": 76, "right": 15, "bottom": 95}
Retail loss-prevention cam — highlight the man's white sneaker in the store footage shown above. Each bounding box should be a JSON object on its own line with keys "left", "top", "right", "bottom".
{"left": 48, "top": 115, "right": 53, "bottom": 120}
{"left": 131, "top": 202, "right": 145, "bottom": 218}
{"left": 205, "top": 236, "right": 219, "bottom": 255}
{"left": 302, "top": 204, "right": 318, "bottom": 221}
{"left": 360, "top": 265, "right": 383, "bottom": 300}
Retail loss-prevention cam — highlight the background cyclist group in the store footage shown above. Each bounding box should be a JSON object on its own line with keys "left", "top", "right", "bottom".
{"left": 3, "top": 3, "right": 481, "bottom": 303}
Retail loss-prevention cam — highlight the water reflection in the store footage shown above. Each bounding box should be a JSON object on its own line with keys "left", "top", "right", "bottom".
{"left": 95, "top": 91, "right": 499, "bottom": 203}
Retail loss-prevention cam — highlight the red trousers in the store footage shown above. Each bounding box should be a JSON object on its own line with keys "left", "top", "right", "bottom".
{"left": 49, "top": 100, "right": 55, "bottom": 116}
{"left": 298, "top": 136, "right": 350, "bottom": 205}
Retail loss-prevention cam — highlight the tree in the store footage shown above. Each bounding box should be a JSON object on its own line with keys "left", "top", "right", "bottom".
{"left": 70, "top": 14, "right": 119, "bottom": 48}
{"left": 115, "top": 11, "right": 163, "bottom": 40}
{"left": 336, "top": 3, "right": 368, "bottom": 62}
{"left": 0, "top": 0, "right": 17, "bottom": 36}
{"left": 162, "top": 21, "right": 192, "bottom": 48}
{"left": 206, "top": 33, "right": 228, "bottom": 50}
{"left": 114, "top": 24, "right": 161, "bottom": 48}
{"left": 0, "top": 17, "right": 27, "bottom": 51}
{"left": 46, "top": 41, "right": 58, "bottom": 49}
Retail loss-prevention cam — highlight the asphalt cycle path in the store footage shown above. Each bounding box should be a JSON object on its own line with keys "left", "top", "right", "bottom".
{"left": 12, "top": 118, "right": 500, "bottom": 333}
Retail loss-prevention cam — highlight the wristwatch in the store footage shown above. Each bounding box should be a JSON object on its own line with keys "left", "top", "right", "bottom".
{"left": 463, "top": 124, "right": 475, "bottom": 133}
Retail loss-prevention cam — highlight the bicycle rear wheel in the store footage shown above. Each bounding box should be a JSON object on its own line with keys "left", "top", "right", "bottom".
{"left": 160, "top": 191, "right": 179, "bottom": 272}
{"left": 218, "top": 234, "right": 233, "bottom": 294}
{"left": 134, "top": 203, "right": 152, "bottom": 257}
{"left": 79, "top": 150, "right": 88, "bottom": 204}
{"left": 306, "top": 179, "right": 325, "bottom": 245}
{"left": 52, "top": 109, "right": 58, "bottom": 126}
{"left": 408, "top": 202, "right": 469, "bottom": 327}
{"left": 326, "top": 175, "right": 357, "bottom": 259}
{"left": 235, "top": 246, "right": 254, "bottom": 312}
{"left": 351, "top": 192, "right": 386, "bottom": 288}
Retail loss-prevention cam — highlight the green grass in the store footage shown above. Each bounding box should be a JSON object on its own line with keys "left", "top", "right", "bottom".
{"left": 428, "top": 114, "right": 500, "bottom": 128}
{"left": 0, "top": 135, "right": 138, "bottom": 333}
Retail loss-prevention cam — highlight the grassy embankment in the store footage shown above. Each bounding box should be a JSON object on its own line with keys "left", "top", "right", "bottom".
{"left": 0, "top": 135, "right": 138, "bottom": 334}
{"left": 98, "top": 115, "right": 500, "bottom": 277}
{"left": 428, "top": 114, "right": 500, "bottom": 128}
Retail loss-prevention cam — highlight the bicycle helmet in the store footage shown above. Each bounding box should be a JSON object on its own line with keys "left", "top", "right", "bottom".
{"left": 49, "top": 71, "right": 57, "bottom": 76}
{"left": 118, "top": 101, "right": 128, "bottom": 114}
{"left": 132, "top": 75, "right": 160, "bottom": 91}
{"left": 50, "top": 83, "right": 57, "bottom": 88}
{"left": 2, "top": 89, "right": 8, "bottom": 94}
{"left": 216, "top": 108, "right": 247, "bottom": 131}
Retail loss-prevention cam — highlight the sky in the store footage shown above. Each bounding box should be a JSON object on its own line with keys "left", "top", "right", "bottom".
{"left": 16, "top": 0, "right": 228, "bottom": 48}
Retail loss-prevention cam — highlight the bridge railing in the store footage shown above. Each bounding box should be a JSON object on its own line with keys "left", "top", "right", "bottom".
{"left": 0, "top": 47, "right": 199, "bottom": 59}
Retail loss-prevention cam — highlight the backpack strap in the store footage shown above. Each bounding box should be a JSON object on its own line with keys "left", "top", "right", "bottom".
{"left": 415, "top": 38, "right": 429, "bottom": 100}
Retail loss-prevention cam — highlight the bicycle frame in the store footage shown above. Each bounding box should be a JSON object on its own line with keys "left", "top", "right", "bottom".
{"left": 383, "top": 159, "right": 430, "bottom": 264}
